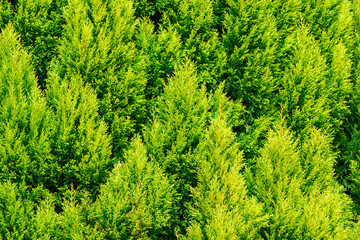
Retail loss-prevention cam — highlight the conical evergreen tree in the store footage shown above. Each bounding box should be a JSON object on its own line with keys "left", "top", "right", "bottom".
{"left": 144, "top": 61, "right": 209, "bottom": 233}
{"left": 247, "top": 118, "right": 357, "bottom": 239}
{"left": 186, "top": 115, "right": 266, "bottom": 239}
{"left": 0, "top": 25, "right": 56, "bottom": 190}
{"left": 300, "top": 128, "right": 339, "bottom": 193}
{"left": 300, "top": 128, "right": 356, "bottom": 239}
{"left": 32, "top": 190, "right": 102, "bottom": 239}
{"left": 95, "top": 136, "right": 175, "bottom": 239}
{"left": 144, "top": 60, "right": 244, "bottom": 235}
{"left": 136, "top": 19, "right": 183, "bottom": 111}
{"left": 59, "top": 193, "right": 100, "bottom": 239}
{"left": 336, "top": 1, "right": 360, "bottom": 205}
{"left": 31, "top": 195, "right": 62, "bottom": 239}
{"left": 222, "top": 0, "right": 279, "bottom": 126}
{"left": 302, "top": 0, "right": 354, "bottom": 59}
{"left": 248, "top": 123, "right": 305, "bottom": 239}
{"left": 46, "top": 69, "right": 112, "bottom": 196}
{"left": 58, "top": 0, "right": 147, "bottom": 157}
{"left": 278, "top": 26, "right": 333, "bottom": 140}
{"left": 0, "top": 182, "right": 33, "bottom": 239}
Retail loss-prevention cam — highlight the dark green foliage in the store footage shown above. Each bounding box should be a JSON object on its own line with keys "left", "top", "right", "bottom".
{"left": 133, "top": 0, "right": 168, "bottom": 18}
{"left": 95, "top": 136, "right": 174, "bottom": 239}
{"left": 13, "top": 0, "right": 66, "bottom": 88}
{"left": 186, "top": 116, "right": 266, "bottom": 239}
{"left": 162, "top": 0, "right": 227, "bottom": 91}
{"left": 0, "top": 0, "right": 12, "bottom": 30}
{"left": 222, "top": 0, "right": 279, "bottom": 125}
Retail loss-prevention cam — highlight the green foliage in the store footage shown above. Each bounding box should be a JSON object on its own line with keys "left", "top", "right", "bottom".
{"left": 302, "top": 0, "right": 354, "bottom": 58}
{"left": 186, "top": 116, "right": 266, "bottom": 239}
{"left": 162, "top": 0, "right": 227, "bottom": 91}
{"left": 0, "top": 25, "right": 55, "bottom": 189}
{"left": 136, "top": 19, "right": 183, "bottom": 110}
{"left": 32, "top": 195, "right": 62, "bottom": 239}
{"left": 144, "top": 61, "right": 210, "bottom": 233}
{"left": 46, "top": 70, "right": 112, "bottom": 196}
{"left": 133, "top": 0, "right": 168, "bottom": 18}
{"left": 0, "top": 0, "right": 12, "bottom": 30}
{"left": 58, "top": 0, "right": 147, "bottom": 157}
{"left": 247, "top": 121, "right": 357, "bottom": 239}
{"left": 222, "top": 0, "right": 279, "bottom": 125}
{"left": 300, "top": 128, "right": 339, "bottom": 193}
{"left": 13, "top": 0, "right": 66, "bottom": 88}
{"left": 144, "top": 61, "right": 210, "bottom": 194}
{"left": 59, "top": 194, "right": 100, "bottom": 239}
{"left": 95, "top": 136, "right": 174, "bottom": 239}
{"left": 278, "top": 26, "right": 333, "bottom": 140}
{"left": 0, "top": 0, "right": 360, "bottom": 238}
{"left": 0, "top": 182, "right": 33, "bottom": 239}
{"left": 144, "top": 61, "right": 245, "bottom": 235}
{"left": 248, "top": 126, "right": 305, "bottom": 239}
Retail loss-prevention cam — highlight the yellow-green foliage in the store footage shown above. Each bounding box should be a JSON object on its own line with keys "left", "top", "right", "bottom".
{"left": 248, "top": 122, "right": 356, "bottom": 239}
{"left": 58, "top": 0, "right": 147, "bottom": 157}
{"left": 95, "top": 137, "right": 175, "bottom": 239}
{"left": 0, "top": 25, "right": 54, "bottom": 189}
{"left": 0, "top": 0, "right": 359, "bottom": 238}
{"left": 186, "top": 116, "right": 266, "bottom": 239}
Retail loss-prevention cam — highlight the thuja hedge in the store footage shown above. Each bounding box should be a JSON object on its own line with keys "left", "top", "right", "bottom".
{"left": 1, "top": 0, "right": 360, "bottom": 239}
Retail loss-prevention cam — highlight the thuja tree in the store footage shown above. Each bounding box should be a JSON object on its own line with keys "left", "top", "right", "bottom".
{"left": 345, "top": 70, "right": 360, "bottom": 211}
{"left": 144, "top": 61, "right": 210, "bottom": 233}
{"left": 161, "top": 0, "right": 227, "bottom": 91}
{"left": 186, "top": 115, "right": 266, "bottom": 239}
{"left": 247, "top": 121, "right": 357, "bottom": 239}
{"left": 336, "top": 1, "right": 360, "bottom": 200}
{"left": 222, "top": 0, "right": 279, "bottom": 126}
{"left": 247, "top": 124, "right": 305, "bottom": 239}
{"left": 58, "top": 0, "right": 146, "bottom": 157}
{"left": 298, "top": 128, "right": 356, "bottom": 239}
{"left": 0, "top": 25, "right": 56, "bottom": 190}
{"left": 13, "top": 0, "right": 67, "bottom": 88}
{"left": 31, "top": 190, "right": 102, "bottom": 238}
{"left": 0, "top": 182, "right": 34, "bottom": 239}
{"left": 144, "top": 61, "right": 243, "bottom": 234}
{"left": 136, "top": 19, "right": 183, "bottom": 111}
{"left": 95, "top": 136, "right": 175, "bottom": 239}
{"left": 46, "top": 69, "right": 112, "bottom": 197}
{"left": 301, "top": 0, "right": 354, "bottom": 60}
{"left": 278, "top": 26, "right": 333, "bottom": 140}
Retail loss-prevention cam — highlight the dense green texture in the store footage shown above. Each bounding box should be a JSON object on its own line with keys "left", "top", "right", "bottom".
{"left": 1, "top": 0, "right": 360, "bottom": 238}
